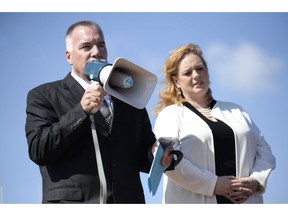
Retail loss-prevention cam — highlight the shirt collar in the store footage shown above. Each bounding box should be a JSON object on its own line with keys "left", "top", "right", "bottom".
{"left": 71, "top": 70, "right": 91, "bottom": 90}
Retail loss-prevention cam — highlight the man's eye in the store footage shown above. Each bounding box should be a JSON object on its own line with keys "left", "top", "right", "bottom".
{"left": 97, "top": 43, "right": 106, "bottom": 49}
{"left": 81, "top": 44, "right": 91, "bottom": 50}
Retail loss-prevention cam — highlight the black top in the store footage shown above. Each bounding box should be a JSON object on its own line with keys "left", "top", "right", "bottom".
{"left": 183, "top": 100, "right": 236, "bottom": 204}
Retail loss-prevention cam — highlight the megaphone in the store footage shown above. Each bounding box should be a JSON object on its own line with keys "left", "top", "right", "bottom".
{"left": 85, "top": 57, "right": 158, "bottom": 109}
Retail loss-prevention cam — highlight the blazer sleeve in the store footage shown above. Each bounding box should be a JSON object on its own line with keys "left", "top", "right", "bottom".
{"left": 154, "top": 106, "right": 217, "bottom": 197}
{"left": 245, "top": 112, "right": 276, "bottom": 189}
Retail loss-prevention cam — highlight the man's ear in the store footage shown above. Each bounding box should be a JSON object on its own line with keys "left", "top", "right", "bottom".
{"left": 66, "top": 50, "right": 72, "bottom": 65}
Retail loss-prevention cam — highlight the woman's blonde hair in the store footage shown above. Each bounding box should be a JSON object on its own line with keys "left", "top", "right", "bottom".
{"left": 153, "top": 43, "right": 213, "bottom": 115}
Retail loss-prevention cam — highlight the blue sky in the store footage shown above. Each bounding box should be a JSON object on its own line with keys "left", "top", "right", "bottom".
{"left": 0, "top": 9, "right": 287, "bottom": 206}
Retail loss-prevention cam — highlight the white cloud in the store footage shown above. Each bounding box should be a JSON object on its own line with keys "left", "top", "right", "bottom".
{"left": 205, "top": 42, "right": 283, "bottom": 94}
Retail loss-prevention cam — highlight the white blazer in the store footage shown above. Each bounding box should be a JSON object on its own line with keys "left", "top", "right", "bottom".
{"left": 153, "top": 101, "right": 276, "bottom": 203}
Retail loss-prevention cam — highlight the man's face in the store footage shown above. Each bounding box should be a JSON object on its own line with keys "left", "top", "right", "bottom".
{"left": 66, "top": 25, "right": 108, "bottom": 80}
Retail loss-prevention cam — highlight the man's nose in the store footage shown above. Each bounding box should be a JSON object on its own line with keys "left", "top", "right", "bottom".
{"left": 91, "top": 45, "right": 101, "bottom": 58}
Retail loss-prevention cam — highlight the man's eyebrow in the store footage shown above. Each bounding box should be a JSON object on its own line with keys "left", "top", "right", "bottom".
{"left": 98, "top": 41, "right": 106, "bottom": 45}
{"left": 80, "top": 41, "right": 105, "bottom": 45}
{"left": 79, "top": 41, "right": 91, "bottom": 47}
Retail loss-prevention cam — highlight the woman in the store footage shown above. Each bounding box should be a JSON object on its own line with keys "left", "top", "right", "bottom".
{"left": 153, "top": 43, "right": 276, "bottom": 204}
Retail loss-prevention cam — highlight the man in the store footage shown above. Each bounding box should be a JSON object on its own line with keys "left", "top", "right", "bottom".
{"left": 25, "top": 20, "right": 158, "bottom": 203}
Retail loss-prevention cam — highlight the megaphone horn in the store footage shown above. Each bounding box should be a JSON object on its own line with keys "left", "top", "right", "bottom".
{"left": 85, "top": 57, "right": 158, "bottom": 109}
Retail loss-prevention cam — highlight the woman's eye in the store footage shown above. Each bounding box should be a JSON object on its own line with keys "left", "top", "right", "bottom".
{"left": 196, "top": 67, "right": 205, "bottom": 72}
{"left": 198, "top": 67, "right": 204, "bottom": 71}
{"left": 184, "top": 71, "right": 192, "bottom": 76}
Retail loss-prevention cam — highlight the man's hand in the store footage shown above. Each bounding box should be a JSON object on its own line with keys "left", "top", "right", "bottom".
{"left": 81, "top": 84, "right": 106, "bottom": 114}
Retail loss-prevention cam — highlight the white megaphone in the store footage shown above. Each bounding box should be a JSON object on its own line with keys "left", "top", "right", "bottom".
{"left": 85, "top": 57, "right": 158, "bottom": 109}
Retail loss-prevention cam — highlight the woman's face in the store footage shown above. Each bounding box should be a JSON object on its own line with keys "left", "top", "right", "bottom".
{"left": 174, "top": 53, "right": 209, "bottom": 100}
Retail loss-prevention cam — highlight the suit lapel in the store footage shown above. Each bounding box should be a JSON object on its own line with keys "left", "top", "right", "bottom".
{"left": 62, "top": 73, "right": 85, "bottom": 106}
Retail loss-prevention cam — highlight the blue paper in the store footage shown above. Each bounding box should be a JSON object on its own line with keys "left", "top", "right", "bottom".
{"left": 148, "top": 144, "right": 169, "bottom": 196}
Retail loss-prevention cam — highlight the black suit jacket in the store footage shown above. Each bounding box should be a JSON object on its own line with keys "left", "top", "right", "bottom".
{"left": 25, "top": 73, "right": 156, "bottom": 203}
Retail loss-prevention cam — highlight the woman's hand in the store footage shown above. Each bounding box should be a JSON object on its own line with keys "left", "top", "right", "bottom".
{"left": 215, "top": 176, "right": 257, "bottom": 204}
{"left": 161, "top": 144, "right": 174, "bottom": 167}
{"left": 158, "top": 138, "right": 175, "bottom": 167}
{"left": 229, "top": 177, "right": 258, "bottom": 203}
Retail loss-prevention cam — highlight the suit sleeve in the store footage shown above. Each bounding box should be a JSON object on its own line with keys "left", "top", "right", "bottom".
{"left": 138, "top": 108, "right": 156, "bottom": 173}
{"left": 25, "top": 86, "right": 91, "bottom": 166}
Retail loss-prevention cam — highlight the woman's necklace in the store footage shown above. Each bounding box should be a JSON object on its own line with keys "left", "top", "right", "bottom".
{"left": 196, "top": 107, "right": 217, "bottom": 122}
{"left": 184, "top": 96, "right": 217, "bottom": 122}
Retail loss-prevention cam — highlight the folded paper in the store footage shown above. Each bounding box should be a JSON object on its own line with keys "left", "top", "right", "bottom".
{"left": 147, "top": 144, "right": 168, "bottom": 196}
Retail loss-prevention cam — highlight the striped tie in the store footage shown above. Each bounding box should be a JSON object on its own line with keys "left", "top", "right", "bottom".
{"left": 100, "top": 99, "right": 112, "bottom": 131}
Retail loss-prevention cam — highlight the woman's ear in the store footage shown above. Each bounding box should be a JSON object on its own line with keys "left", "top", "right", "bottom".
{"left": 172, "top": 77, "right": 180, "bottom": 88}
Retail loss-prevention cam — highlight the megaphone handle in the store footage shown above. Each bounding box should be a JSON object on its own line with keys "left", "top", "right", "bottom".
{"left": 90, "top": 108, "right": 98, "bottom": 114}
{"left": 89, "top": 81, "right": 99, "bottom": 114}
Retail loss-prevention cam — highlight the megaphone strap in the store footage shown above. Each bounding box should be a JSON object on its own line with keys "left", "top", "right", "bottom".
{"left": 90, "top": 115, "right": 108, "bottom": 204}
